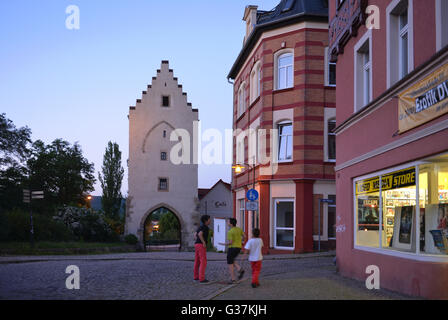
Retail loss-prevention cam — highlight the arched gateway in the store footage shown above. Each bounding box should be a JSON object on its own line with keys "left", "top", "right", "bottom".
{"left": 125, "top": 61, "right": 200, "bottom": 251}
{"left": 141, "top": 204, "right": 182, "bottom": 251}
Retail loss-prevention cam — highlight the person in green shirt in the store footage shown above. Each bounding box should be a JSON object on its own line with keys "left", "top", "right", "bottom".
{"left": 220, "top": 218, "right": 246, "bottom": 284}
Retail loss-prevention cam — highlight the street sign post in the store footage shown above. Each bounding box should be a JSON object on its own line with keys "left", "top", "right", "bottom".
{"left": 23, "top": 189, "right": 31, "bottom": 203}
{"left": 32, "top": 191, "right": 44, "bottom": 199}
{"left": 246, "top": 201, "right": 259, "bottom": 211}
{"left": 246, "top": 189, "right": 259, "bottom": 201}
{"left": 318, "top": 198, "right": 334, "bottom": 252}
{"left": 23, "top": 189, "right": 44, "bottom": 249}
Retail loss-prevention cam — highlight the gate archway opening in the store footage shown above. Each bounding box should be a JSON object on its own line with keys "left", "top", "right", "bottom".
{"left": 143, "top": 207, "right": 181, "bottom": 252}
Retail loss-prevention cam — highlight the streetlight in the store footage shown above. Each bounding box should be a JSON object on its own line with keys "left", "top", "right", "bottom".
{"left": 86, "top": 195, "right": 92, "bottom": 209}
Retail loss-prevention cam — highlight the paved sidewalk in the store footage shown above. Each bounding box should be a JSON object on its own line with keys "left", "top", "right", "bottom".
{"left": 0, "top": 250, "right": 335, "bottom": 264}
{"left": 211, "top": 259, "right": 416, "bottom": 300}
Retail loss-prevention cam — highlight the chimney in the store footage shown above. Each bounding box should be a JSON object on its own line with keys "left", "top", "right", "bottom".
{"left": 243, "top": 5, "right": 258, "bottom": 44}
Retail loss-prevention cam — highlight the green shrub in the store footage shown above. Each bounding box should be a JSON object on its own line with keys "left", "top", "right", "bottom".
{"left": 1, "top": 209, "right": 73, "bottom": 242}
{"left": 124, "top": 234, "right": 138, "bottom": 245}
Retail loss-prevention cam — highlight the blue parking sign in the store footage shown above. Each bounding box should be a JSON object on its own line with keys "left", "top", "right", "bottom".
{"left": 246, "top": 189, "right": 259, "bottom": 201}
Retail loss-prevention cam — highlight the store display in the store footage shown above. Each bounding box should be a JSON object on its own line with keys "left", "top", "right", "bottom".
{"left": 392, "top": 206, "right": 415, "bottom": 251}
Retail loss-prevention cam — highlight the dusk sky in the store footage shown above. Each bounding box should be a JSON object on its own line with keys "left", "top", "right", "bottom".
{"left": 0, "top": 0, "right": 279, "bottom": 195}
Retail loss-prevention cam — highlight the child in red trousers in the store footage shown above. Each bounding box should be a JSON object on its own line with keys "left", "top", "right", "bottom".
{"left": 243, "top": 228, "right": 263, "bottom": 288}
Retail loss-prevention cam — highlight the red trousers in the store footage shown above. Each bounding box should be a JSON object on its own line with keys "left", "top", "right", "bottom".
{"left": 251, "top": 261, "right": 262, "bottom": 285}
{"left": 194, "top": 244, "right": 207, "bottom": 281}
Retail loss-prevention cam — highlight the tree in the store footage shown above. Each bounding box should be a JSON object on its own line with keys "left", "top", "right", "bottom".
{"left": 159, "top": 212, "right": 179, "bottom": 235}
{"left": 27, "top": 139, "right": 96, "bottom": 211}
{"left": 98, "top": 141, "right": 124, "bottom": 220}
{"left": 0, "top": 114, "right": 32, "bottom": 211}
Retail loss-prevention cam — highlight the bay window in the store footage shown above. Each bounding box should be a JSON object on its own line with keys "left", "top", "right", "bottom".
{"left": 277, "top": 122, "right": 292, "bottom": 162}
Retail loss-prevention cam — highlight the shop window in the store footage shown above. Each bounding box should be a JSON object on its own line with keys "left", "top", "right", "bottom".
{"left": 354, "top": 154, "right": 448, "bottom": 257}
{"left": 356, "top": 167, "right": 417, "bottom": 251}
{"left": 278, "top": 122, "right": 292, "bottom": 162}
{"left": 275, "top": 200, "right": 294, "bottom": 249}
{"left": 328, "top": 195, "right": 337, "bottom": 239}
{"left": 418, "top": 157, "right": 448, "bottom": 256}
{"left": 387, "top": 0, "right": 413, "bottom": 87}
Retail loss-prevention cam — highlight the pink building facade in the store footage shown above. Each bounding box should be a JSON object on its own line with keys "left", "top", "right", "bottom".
{"left": 329, "top": 0, "right": 448, "bottom": 299}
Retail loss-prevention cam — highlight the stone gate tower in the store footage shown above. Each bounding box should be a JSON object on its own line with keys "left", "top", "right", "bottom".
{"left": 125, "top": 60, "right": 200, "bottom": 250}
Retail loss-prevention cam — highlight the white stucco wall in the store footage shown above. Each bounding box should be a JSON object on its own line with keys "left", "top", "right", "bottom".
{"left": 126, "top": 61, "right": 199, "bottom": 250}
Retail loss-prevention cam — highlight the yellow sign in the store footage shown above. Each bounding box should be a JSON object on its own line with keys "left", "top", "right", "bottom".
{"left": 398, "top": 62, "right": 448, "bottom": 133}
{"left": 356, "top": 168, "right": 415, "bottom": 195}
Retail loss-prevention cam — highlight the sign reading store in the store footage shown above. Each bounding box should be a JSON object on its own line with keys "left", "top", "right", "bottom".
{"left": 398, "top": 63, "right": 448, "bottom": 133}
{"left": 356, "top": 168, "right": 416, "bottom": 195}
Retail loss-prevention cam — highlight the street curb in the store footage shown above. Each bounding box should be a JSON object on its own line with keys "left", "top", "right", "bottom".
{"left": 0, "top": 252, "right": 335, "bottom": 265}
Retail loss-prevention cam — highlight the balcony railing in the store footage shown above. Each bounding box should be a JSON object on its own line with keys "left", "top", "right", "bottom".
{"left": 328, "top": 0, "right": 368, "bottom": 62}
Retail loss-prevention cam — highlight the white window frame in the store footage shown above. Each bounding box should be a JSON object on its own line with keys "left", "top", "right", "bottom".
{"left": 353, "top": 154, "right": 448, "bottom": 263}
{"left": 324, "top": 108, "right": 336, "bottom": 162}
{"left": 274, "top": 49, "right": 294, "bottom": 90}
{"left": 274, "top": 198, "right": 295, "bottom": 250}
{"left": 436, "top": 0, "right": 448, "bottom": 51}
{"left": 386, "top": 0, "right": 414, "bottom": 88}
{"left": 354, "top": 29, "right": 373, "bottom": 112}
{"left": 277, "top": 121, "right": 293, "bottom": 162}
{"left": 250, "top": 61, "right": 262, "bottom": 103}
{"left": 324, "top": 47, "right": 336, "bottom": 87}
{"left": 237, "top": 82, "right": 246, "bottom": 117}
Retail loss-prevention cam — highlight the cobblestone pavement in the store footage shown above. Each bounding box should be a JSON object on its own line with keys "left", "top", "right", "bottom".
{"left": 0, "top": 252, "right": 413, "bottom": 300}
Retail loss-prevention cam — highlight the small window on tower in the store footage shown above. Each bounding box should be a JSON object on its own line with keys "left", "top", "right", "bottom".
{"left": 161, "top": 152, "right": 167, "bottom": 161}
{"left": 162, "top": 96, "right": 170, "bottom": 107}
{"left": 158, "top": 178, "right": 168, "bottom": 191}
{"left": 163, "top": 130, "right": 167, "bottom": 138}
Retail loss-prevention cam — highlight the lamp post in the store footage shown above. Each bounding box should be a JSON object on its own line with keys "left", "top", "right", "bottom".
{"left": 232, "top": 160, "right": 258, "bottom": 229}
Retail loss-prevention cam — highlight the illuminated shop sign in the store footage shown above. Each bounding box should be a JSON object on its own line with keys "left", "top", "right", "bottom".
{"left": 355, "top": 168, "right": 416, "bottom": 195}
{"left": 398, "top": 63, "right": 448, "bottom": 133}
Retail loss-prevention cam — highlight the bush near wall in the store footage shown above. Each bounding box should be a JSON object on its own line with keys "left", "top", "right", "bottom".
{"left": 0, "top": 209, "right": 73, "bottom": 242}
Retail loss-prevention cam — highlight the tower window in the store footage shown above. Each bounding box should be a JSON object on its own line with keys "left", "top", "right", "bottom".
{"left": 158, "top": 178, "right": 168, "bottom": 191}
{"left": 161, "top": 152, "right": 167, "bottom": 161}
{"left": 162, "top": 96, "right": 170, "bottom": 107}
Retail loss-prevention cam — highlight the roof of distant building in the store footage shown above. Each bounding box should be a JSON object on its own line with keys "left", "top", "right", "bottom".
{"left": 198, "top": 179, "right": 231, "bottom": 200}
{"left": 228, "top": 0, "right": 329, "bottom": 80}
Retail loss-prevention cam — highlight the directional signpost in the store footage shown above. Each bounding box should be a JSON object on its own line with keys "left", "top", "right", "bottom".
{"left": 32, "top": 191, "right": 44, "bottom": 200}
{"left": 23, "top": 189, "right": 44, "bottom": 248}
{"left": 23, "top": 189, "right": 31, "bottom": 204}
